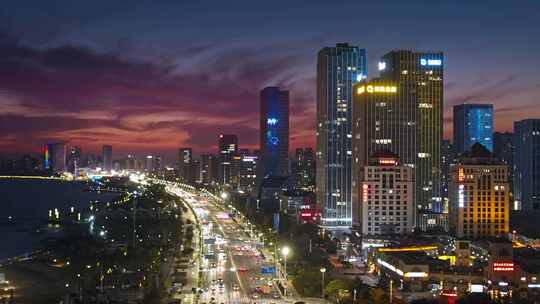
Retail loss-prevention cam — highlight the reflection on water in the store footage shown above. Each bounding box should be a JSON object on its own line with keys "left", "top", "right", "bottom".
{"left": 0, "top": 179, "right": 118, "bottom": 260}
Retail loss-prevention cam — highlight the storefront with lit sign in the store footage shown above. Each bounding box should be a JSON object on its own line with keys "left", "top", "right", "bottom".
{"left": 375, "top": 254, "right": 430, "bottom": 292}
{"left": 493, "top": 262, "right": 514, "bottom": 272}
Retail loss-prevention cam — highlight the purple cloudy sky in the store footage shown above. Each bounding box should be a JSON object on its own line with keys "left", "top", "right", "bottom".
{"left": 1, "top": 0, "right": 539, "bottom": 160}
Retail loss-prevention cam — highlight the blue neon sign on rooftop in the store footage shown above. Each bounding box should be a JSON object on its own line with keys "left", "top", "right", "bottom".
{"left": 420, "top": 58, "right": 442, "bottom": 66}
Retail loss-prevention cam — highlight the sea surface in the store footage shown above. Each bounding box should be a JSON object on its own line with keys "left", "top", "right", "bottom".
{"left": 0, "top": 179, "right": 118, "bottom": 260}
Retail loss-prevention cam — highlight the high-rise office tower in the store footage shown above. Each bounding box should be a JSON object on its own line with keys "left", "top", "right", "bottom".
{"left": 238, "top": 149, "right": 258, "bottom": 192}
{"left": 68, "top": 146, "right": 81, "bottom": 175}
{"left": 45, "top": 143, "right": 67, "bottom": 173}
{"left": 293, "top": 148, "right": 316, "bottom": 189}
{"left": 353, "top": 50, "right": 443, "bottom": 228}
{"left": 493, "top": 132, "right": 515, "bottom": 194}
{"left": 379, "top": 50, "right": 443, "bottom": 213}
{"left": 293, "top": 148, "right": 304, "bottom": 187}
{"left": 449, "top": 143, "right": 509, "bottom": 238}
{"left": 218, "top": 134, "right": 238, "bottom": 185}
{"left": 201, "top": 154, "right": 218, "bottom": 185}
{"left": 259, "top": 87, "right": 290, "bottom": 181}
{"left": 191, "top": 159, "right": 200, "bottom": 184}
{"left": 153, "top": 156, "right": 162, "bottom": 172}
{"left": 441, "top": 140, "right": 454, "bottom": 212}
{"left": 316, "top": 43, "right": 367, "bottom": 228}
{"left": 125, "top": 154, "right": 136, "bottom": 171}
{"left": 145, "top": 155, "right": 154, "bottom": 172}
{"left": 102, "top": 145, "right": 113, "bottom": 172}
{"left": 514, "top": 119, "right": 540, "bottom": 210}
{"left": 303, "top": 148, "right": 315, "bottom": 188}
{"left": 178, "top": 147, "right": 194, "bottom": 183}
{"left": 453, "top": 104, "right": 494, "bottom": 155}
{"left": 352, "top": 80, "right": 399, "bottom": 228}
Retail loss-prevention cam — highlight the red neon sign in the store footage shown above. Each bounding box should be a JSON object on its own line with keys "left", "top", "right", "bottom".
{"left": 493, "top": 262, "right": 514, "bottom": 272}
{"left": 379, "top": 159, "right": 396, "bottom": 165}
{"left": 362, "top": 184, "right": 369, "bottom": 202}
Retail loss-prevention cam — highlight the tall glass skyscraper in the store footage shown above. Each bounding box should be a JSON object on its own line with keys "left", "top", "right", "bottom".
{"left": 453, "top": 104, "right": 493, "bottom": 155}
{"left": 102, "top": 145, "right": 113, "bottom": 172}
{"left": 259, "top": 87, "right": 289, "bottom": 179}
{"left": 514, "top": 119, "right": 540, "bottom": 210}
{"left": 316, "top": 43, "right": 367, "bottom": 228}
{"left": 218, "top": 134, "right": 238, "bottom": 185}
{"left": 45, "top": 142, "right": 67, "bottom": 173}
{"left": 493, "top": 132, "right": 515, "bottom": 193}
{"left": 376, "top": 50, "right": 444, "bottom": 214}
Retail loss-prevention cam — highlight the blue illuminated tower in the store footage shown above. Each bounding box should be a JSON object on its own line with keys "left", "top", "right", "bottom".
{"left": 453, "top": 104, "right": 494, "bottom": 155}
{"left": 317, "top": 43, "right": 367, "bottom": 228}
{"left": 259, "top": 87, "right": 289, "bottom": 179}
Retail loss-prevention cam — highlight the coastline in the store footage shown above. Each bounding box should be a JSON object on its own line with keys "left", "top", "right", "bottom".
{"left": 0, "top": 178, "right": 125, "bottom": 303}
{"left": 0, "top": 178, "right": 118, "bottom": 260}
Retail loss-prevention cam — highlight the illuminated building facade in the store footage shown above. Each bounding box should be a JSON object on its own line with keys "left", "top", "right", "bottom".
{"left": 441, "top": 140, "right": 454, "bottom": 211}
{"left": 178, "top": 147, "right": 196, "bottom": 184}
{"left": 218, "top": 134, "right": 238, "bottom": 185}
{"left": 493, "top": 132, "right": 514, "bottom": 194}
{"left": 102, "top": 145, "right": 113, "bottom": 172}
{"left": 238, "top": 149, "right": 258, "bottom": 192}
{"left": 316, "top": 43, "right": 367, "bottom": 227}
{"left": 375, "top": 252, "right": 430, "bottom": 292}
{"left": 352, "top": 80, "right": 399, "bottom": 228}
{"left": 359, "top": 151, "right": 413, "bottom": 235}
{"left": 201, "top": 154, "right": 218, "bottom": 185}
{"left": 449, "top": 143, "right": 510, "bottom": 239}
{"left": 376, "top": 50, "right": 444, "bottom": 215}
{"left": 68, "top": 146, "right": 81, "bottom": 175}
{"left": 44, "top": 142, "right": 67, "bottom": 173}
{"left": 453, "top": 103, "right": 494, "bottom": 154}
{"left": 293, "top": 148, "right": 315, "bottom": 189}
{"left": 514, "top": 119, "right": 540, "bottom": 211}
{"left": 258, "top": 87, "right": 289, "bottom": 180}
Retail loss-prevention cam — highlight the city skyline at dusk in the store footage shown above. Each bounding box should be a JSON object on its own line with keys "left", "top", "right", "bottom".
{"left": 2, "top": 2, "right": 540, "bottom": 303}
{"left": 1, "top": 0, "right": 539, "bottom": 158}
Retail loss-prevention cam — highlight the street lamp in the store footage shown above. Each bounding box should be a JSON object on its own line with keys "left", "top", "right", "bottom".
{"left": 220, "top": 192, "right": 229, "bottom": 200}
{"left": 320, "top": 267, "right": 326, "bottom": 298}
{"left": 281, "top": 246, "right": 290, "bottom": 296}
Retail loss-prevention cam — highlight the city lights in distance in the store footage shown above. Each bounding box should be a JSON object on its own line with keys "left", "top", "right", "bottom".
{"left": 357, "top": 85, "right": 397, "bottom": 95}
{"left": 378, "top": 61, "right": 386, "bottom": 71}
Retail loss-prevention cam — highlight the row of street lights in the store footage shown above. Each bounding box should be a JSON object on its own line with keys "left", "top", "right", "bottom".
{"left": 218, "top": 190, "right": 332, "bottom": 300}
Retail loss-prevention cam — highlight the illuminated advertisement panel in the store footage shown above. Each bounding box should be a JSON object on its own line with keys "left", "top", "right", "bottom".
{"left": 493, "top": 262, "right": 514, "bottom": 272}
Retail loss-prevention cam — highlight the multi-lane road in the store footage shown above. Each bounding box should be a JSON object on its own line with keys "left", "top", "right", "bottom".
{"left": 167, "top": 184, "right": 287, "bottom": 304}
